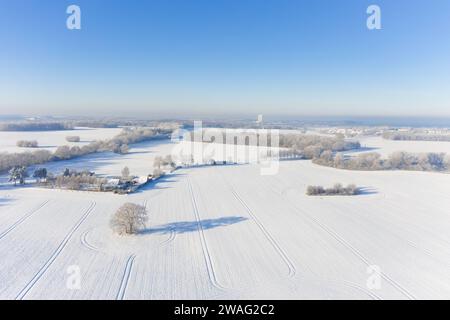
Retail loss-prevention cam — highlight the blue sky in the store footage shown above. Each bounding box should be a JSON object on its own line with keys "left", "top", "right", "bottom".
{"left": 0, "top": 0, "right": 449, "bottom": 118}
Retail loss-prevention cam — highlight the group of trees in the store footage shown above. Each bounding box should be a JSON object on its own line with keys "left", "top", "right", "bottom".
{"left": 279, "top": 134, "right": 361, "bottom": 158}
{"left": 382, "top": 131, "right": 450, "bottom": 141}
{"left": 16, "top": 140, "right": 39, "bottom": 148}
{"left": 65, "top": 136, "right": 80, "bottom": 142}
{"left": 110, "top": 203, "right": 148, "bottom": 235}
{"left": 8, "top": 166, "right": 28, "bottom": 185}
{"left": 306, "top": 183, "right": 359, "bottom": 196}
{"left": 0, "top": 122, "right": 73, "bottom": 131}
{"left": 49, "top": 169, "right": 106, "bottom": 190}
{"left": 33, "top": 168, "right": 47, "bottom": 183}
{"left": 188, "top": 130, "right": 361, "bottom": 159}
{"left": 153, "top": 155, "right": 176, "bottom": 178}
{"left": 0, "top": 126, "right": 175, "bottom": 174}
{"left": 8, "top": 166, "right": 50, "bottom": 185}
{"left": 312, "top": 151, "right": 450, "bottom": 172}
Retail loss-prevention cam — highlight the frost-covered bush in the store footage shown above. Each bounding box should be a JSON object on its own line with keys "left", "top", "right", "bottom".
{"left": 307, "top": 183, "right": 359, "bottom": 196}
{"left": 16, "top": 140, "right": 38, "bottom": 148}
{"left": 65, "top": 136, "right": 80, "bottom": 142}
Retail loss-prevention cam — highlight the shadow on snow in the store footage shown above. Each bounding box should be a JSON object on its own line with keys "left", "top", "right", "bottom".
{"left": 141, "top": 216, "right": 248, "bottom": 235}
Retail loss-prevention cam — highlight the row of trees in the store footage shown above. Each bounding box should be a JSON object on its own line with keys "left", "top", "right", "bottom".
{"left": 382, "top": 131, "right": 450, "bottom": 141}
{"left": 51, "top": 172, "right": 107, "bottom": 191}
{"left": 0, "top": 122, "right": 73, "bottom": 131}
{"left": 0, "top": 126, "right": 175, "bottom": 173}
{"left": 306, "top": 183, "right": 359, "bottom": 196}
{"left": 278, "top": 134, "right": 361, "bottom": 155}
{"left": 188, "top": 130, "right": 361, "bottom": 158}
{"left": 312, "top": 151, "right": 450, "bottom": 172}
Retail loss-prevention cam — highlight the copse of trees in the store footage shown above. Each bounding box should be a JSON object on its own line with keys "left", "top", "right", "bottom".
{"left": 306, "top": 183, "right": 359, "bottom": 196}
{"left": 0, "top": 150, "right": 52, "bottom": 173}
{"left": 278, "top": 134, "right": 361, "bottom": 155}
{"left": 33, "top": 168, "right": 47, "bottom": 183}
{"left": 16, "top": 140, "right": 39, "bottom": 148}
{"left": 110, "top": 203, "right": 148, "bottom": 235}
{"left": 46, "top": 169, "right": 106, "bottom": 191}
{"left": 188, "top": 130, "right": 361, "bottom": 157}
{"left": 65, "top": 136, "right": 81, "bottom": 142}
{"left": 312, "top": 151, "right": 450, "bottom": 172}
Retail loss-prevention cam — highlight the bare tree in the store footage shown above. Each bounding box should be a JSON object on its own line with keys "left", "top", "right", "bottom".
{"left": 121, "top": 166, "right": 130, "bottom": 180}
{"left": 110, "top": 203, "right": 148, "bottom": 235}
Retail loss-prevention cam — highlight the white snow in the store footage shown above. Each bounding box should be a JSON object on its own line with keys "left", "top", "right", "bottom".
{"left": 354, "top": 136, "right": 450, "bottom": 157}
{"left": 1, "top": 136, "right": 450, "bottom": 299}
{"left": 0, "top": 127, "right": 122, "bottom": 153}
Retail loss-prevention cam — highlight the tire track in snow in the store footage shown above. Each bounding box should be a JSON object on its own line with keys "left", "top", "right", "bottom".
{"left": 225, "top": 173, "right": 381, "bottom": 299}
{"left": 0, "top": 200, "right": 50, "bottom": 241}
{"left": 15, "top": 201, "right": 96, "bottom": 300}
{"left": 187, "top": 178, "right": 227, "bottom": 291}
{"left": 276, "top": 188, "right": 415, "bottom": 299}
{"left": 263, "top": 173, "right": 415, "bottom": 299}
{"left": 301, "top": 208, "right": 416, "bottom": 299}
{"left": 218, "top": 170, "right": 296, "bottom": 279}
{"left": 160, "top": 228, "right": 176, "bottom": 246}
{"left": 228, "top": 186, "right": 297, "bottom": 278}
{"left": 142, "top": 196, "right": 177, "bottom": 246}
{"left": 116, "top": 254, "right": 136, "bottom": 300}
{"left": 80, "top": 229, "right": 99, "bottom": 252}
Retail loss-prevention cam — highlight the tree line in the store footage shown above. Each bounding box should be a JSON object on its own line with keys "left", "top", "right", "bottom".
{"left": 0, "top": 122, "right": 73, "bottom": 131}
{"left": 0, "top": 127, "right": 174, "bottom": 174}
{"left": 382, "top": 131, "right": 450, "bottom": 141}
{"left": 312, "top": 151, "right": 450, "bottom": 172}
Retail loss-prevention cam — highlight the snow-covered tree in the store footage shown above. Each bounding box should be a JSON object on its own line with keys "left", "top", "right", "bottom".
{"left": 110, "top": 203, "right": 148, "bottom": 235}
{"left": 9, "top": 166, "right": 28, "bottom": 185}
{"left": 33, "top": 168, "right": 47, "bottom": 183}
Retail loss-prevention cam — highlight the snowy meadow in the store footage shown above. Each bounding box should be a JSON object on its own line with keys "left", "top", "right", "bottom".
{"left": 1, "top": 124, "right": 450, "bottom": 299}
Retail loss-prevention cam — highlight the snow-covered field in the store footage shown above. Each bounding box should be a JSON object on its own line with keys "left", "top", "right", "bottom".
{"left": 354, "top": 136, "right": 450, "bottom": 157}
{"left": 1, "top": 135, "right": 450, "bottom": 299}
{"left": 0, "top": 127, "right": 122, "bottom": 153}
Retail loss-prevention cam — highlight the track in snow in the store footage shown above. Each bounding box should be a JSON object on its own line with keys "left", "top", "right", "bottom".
{"left": 300, "top": 207, "right": 416, "bottom": 299}
{"left": 266, "top": 177, "right": 416, "bottom": 300}
{"left": 223, "top": 179, "right": 296, "bottom": 279}
{"left": 80, "top": 229, "right": 99, "bottom": 252}
{"left": 0, "top": 200, "right": 50, "bottom": 241}
{"left": 116, "top": 254, "right": 136, "bottom": 300}
{"left": 187, "top": 178, "right": 227, "bottom": 291}
{"left": 15, "top": 201, "right": 97, "bottom": 300}
{"left": 160, "top": 227, "right": 176, "bottom": 246}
